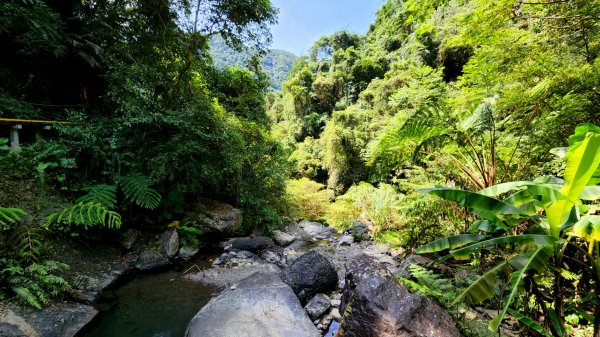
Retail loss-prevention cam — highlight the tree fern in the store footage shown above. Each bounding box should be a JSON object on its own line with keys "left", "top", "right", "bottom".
{"left": 76, "top": 184, "right": 117, "bottom": 208}
{"left": 0, "top": 207, "right": 27, "bottom": 230}
{"left": 45, "top": 202, "right": 122, "bottom": 229}
{"left": 119, "top": 174, "right": 161, "bottom": 209}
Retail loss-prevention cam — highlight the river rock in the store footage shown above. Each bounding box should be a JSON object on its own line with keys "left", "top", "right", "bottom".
{"left": 160, "top": 229, "right": 179, "bottom": 258}
{"left": 305, "top": 293, "right": 331, "bottom": 320}
{"left": 348, "top": 221, "right": 371, "bottom": 241}
{"left": 272, "top": 230, "right": 295, "bottom": 246}
{"left": 338, "top": 234, "right": 354, "bottom": 246}
{"left": 121, "top": 229, "right": 140, "bottom": 251}
{"left": 226, "top": 236, "right": 274, "bottom": 252}
{"left": 0, "top": 303, "right": 98, "bottom": 337}
{"left": 186, "top": 199, "right": 242, "bottom": 235}
{"left": 281, "top": 250, "right": 338, "bottom": 304}
{"left": 185, "top": 272, "right": 320, "bottom": 337}
{"left": 135, "top": 248, "right": 170, "bottom": 271}
{"left": 338, "top": 254, "right": 459, "bottom": 337}
{"left": 298, "top": 220, "right": 337, "bottom": 239}
{"left": 178, "top": 245, "right": 200, "bottom": 259}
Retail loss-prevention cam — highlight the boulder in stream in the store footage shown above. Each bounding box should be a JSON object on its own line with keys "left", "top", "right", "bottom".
{"left": 226, "top": 236, "right": 274, "bottom": 252}
{"left": 135, "top": 248, "right": 170, "bottom": 271}
{"left": 272, "top": 230, "right": 295, "bottom": 247}
{"left": 281, "top": 250, "right": 338, "bottom": 304}
{"left": 186, "top": 199, "right": 242, "bottom": 235}
{"left": 338, "top": 254, "right": 459, "bottom": 337}
{"left": 185, "top": 271, "right": 320, "bottom": 337}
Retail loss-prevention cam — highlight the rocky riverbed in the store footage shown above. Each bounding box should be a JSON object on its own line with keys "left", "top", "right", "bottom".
{"left": 0, "top": 200, "right": 463, "bottom": 337}
{"left": 182, "top": 219, "right": 459, "bottom": 337}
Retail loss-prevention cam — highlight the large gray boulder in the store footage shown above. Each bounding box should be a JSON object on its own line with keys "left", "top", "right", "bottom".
{"left": 338, "top": 254, "right": 459, "bottom": 337}
{"left": 185, "top": 272, "right": 320, "bottom": 337}
{"left": 186, "top": 199, "right": 242, "bottom": 235}
{"left": 281, "top": 250, "right": 338, "bottom": 304}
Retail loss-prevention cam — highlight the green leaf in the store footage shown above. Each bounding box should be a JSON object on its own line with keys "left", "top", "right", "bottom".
{"left": 547, "top": 132, "right": 600, "bottom": 236}
{"left": 0, "top": 207, "right": 27, "bottom": 228}
{"left": 45, "top": 202, "right": 121, "bottom": 229}
{"left": 580, "top": 186, "right": 600, "bottom": 201}
{"left": 447, "top": 235, "right": 555, "bottom": 260}
{"left": 415, "top": 234, "right": 487, "bottom": 254}
{"left": 421, "top": 188, "right": 521, "bottom": 223}
{"left": 506, "top": 308, "right": 552, "bottom": 337}
{"left": 452, "top": 260, "right": 511, "bottom": 305}
{"left": 571, "top": 215, "right": 600, "bottom": 242}
{"left": 488, "top": 246, "right": 554, "bottom": 331}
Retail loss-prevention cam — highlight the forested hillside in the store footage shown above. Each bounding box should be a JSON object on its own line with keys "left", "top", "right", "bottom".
{"left": 210, "top": 36, "right": 297, "bottom": 90}
{"left": 271, "top": 1, "right": 600, "bottom": 335}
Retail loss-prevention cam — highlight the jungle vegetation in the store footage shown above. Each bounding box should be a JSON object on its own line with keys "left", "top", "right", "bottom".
{"left": 1, "top": 0, "right": 600, "bottom": 336}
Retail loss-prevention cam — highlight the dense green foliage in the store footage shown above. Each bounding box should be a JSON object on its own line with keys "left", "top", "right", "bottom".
{"left": 268, "top": 0, "right": 600, "bottom": 193}
{"left": 209, "top": 35, "right": 297, "bottom": 91}
{"left": 0, "top": 0, "right": 287, "bottom": 309}
{"left": 0, "top": 0, "right": 287, "bottom": 229}
{"left": 416, "top": 125, "right": 600, "bottom": 336}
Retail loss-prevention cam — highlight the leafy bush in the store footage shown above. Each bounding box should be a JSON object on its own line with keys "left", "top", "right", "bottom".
{"left": 285, "top": 178, "right": 331, "bottom": 221}
{"left": 0, "top": 206, "right": 70, "bottom": 309}
{"left": 324, "top": 182, "right": 404, "bottom": 234}
{"left": 0, "top": 259, "right": 70, "bottom": 309}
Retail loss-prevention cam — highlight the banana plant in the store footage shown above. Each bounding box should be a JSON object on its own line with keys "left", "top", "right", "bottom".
{"left": 415, "top": 124, "right": 600, "bottom": 335}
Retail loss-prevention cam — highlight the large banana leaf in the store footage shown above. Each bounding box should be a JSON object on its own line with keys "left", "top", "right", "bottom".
{"left": 546, "top": 132, "right": 600, "bottom": 236}
{"left": 421, "top": 188, "right": 521, "bottom": 223}
{"left": 415, "top": 234, "right": 487, "bottom": 254}
{"left": 447, "top": 234, "right": 556, "bottom": 260}
{"left": 479, "top": 181, "right": 532, "bottom": 197}
{"left": 452, "top": 259, "right": 511, "bottom": 305}
{"left": 507, "top": 308, "right": 552, "bottom": 336}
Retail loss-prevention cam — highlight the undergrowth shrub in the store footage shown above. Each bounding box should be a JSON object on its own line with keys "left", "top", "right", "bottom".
{"left": 378, "top": 193, "right": 466, "bottom": 249}
{"left": 324, "top": 182, "right": 403, "bottom": 234}
{"left": 285, "top": 178, "right": 331, "bottom": 220}
{"left": 0, "top": 206, "right": 70, "bottom": 309}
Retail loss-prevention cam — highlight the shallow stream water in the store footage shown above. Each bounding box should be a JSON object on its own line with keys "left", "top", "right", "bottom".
{"left": 79, "top": 257, "right": 218, "bottom": 337}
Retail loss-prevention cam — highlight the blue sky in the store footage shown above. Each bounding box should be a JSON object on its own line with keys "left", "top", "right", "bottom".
{"left": 270, "top": 0, "right": 387, "bottom": 56}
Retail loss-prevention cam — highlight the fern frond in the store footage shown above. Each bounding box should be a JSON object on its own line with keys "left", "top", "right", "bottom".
{"left": 13, "top": 286, "right": 42, "bottom": 309}
{"left": 119, "top": 174, "right": 161, "bottom": 209}
{"left": 45, "top": 202, "right": 122, "bottom": 229}
{"left": 76, "top": 184, "right": 117, "bottom": 208}
{"left": 0, "top": 207, "right": 27, "bottom": 229}
{"left": 11, "top": 224, "right": 44, "bottom": 264}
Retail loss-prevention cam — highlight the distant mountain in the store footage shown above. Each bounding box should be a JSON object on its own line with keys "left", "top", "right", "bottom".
{"left": 209, "top": 36, "right": 296, "bottom": 91}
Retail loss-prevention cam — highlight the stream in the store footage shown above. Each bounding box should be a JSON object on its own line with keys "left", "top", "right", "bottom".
{"left": 79, "top": 256, "right": 218, "bottom": 337}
